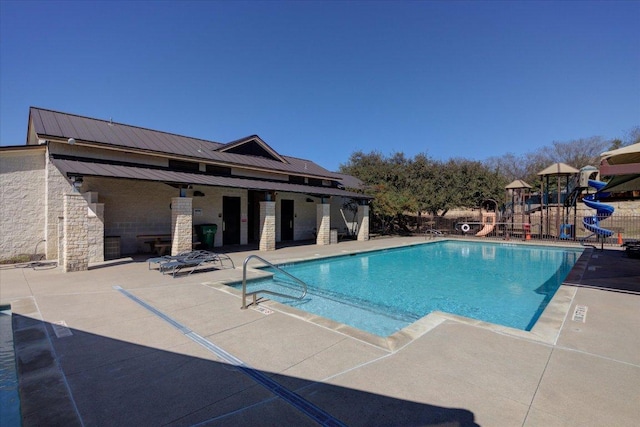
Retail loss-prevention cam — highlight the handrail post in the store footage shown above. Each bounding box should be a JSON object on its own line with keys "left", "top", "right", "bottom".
{"left": 241, "top": 255, "right": 251, "bottom": 309}
{"left": 241, "top": 254, "right": 307, "bottom": 309}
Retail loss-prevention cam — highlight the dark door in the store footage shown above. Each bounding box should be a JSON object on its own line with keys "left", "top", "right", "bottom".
{"left": 281, "top": 199, "right": 294, "bottom": 241}
{"left": 223, "top": 196, "right": 241, "bottom": 245}
{"left": 247, "top": 191, "right": 260, "bottom": 243}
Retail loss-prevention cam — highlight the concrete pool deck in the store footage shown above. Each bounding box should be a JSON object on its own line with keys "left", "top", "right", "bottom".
{"left": 1, "top": 237, "right": 639, "bottom": 426}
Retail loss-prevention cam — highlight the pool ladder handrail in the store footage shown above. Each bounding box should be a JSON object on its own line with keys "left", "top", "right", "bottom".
{"left": 241, "top": 255, "right": 308, "bottom": 309}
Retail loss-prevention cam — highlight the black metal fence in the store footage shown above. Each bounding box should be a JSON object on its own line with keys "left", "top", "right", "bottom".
{"left": 419, "top": 214, "right": 640, "bottom": 247}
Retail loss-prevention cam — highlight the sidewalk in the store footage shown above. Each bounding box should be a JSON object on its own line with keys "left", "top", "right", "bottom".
{"left": 2, "top": 237, "right": 639, "bottom": 426}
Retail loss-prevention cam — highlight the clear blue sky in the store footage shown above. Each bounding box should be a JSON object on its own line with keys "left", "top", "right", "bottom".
{"left": 1, "top": 1, "right": 639, "bottom": 171}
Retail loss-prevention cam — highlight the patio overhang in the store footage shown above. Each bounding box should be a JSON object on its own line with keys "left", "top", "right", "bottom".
{"left": 598, "top": 142, "right": 640, "bottom": 193}
{"left": 51, "top": 158, "right": 372, "bottom": 200}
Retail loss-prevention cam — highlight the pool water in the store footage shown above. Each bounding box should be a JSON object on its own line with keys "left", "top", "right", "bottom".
{"left": 0, "top": 308, "right": 21, "bottom": 426}
{"left": 238, "top": 241, "right": 582, "bottom": 337}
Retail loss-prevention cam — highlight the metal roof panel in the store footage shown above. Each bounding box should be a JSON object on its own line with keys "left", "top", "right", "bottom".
{"left": 31, "top": 107, "right": 341, "bottom": 180}
{"left": 51, "top": 158, "right": 370, "bottom": 199}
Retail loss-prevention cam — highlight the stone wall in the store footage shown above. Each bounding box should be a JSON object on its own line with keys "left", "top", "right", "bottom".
{"left": 0, "top": 149, "right": 46, "bottom": 260}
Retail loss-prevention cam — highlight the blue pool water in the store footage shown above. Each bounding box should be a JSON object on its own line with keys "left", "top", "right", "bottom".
{"left": 0, "top": 308, "right": 21, "bottom": 426}
{"left": 238, "top": 241, "right": 582, "bottom": 337}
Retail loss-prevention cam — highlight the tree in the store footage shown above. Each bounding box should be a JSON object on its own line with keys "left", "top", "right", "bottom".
{"left": 340, "top": 152, "right": 506, "bottom": 231}
{"left": 340, "top": 151, "right": 416, "bottom": 233}
{"left": 485, "top": 136, "right": 613, "bottom": 186}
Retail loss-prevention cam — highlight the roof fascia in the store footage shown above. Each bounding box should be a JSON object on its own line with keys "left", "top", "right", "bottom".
{"left": 599, "top": 161, "right": 640, "bottom": 176}
{"left": 0, "top": 144, "right": 46, "bottom": 153}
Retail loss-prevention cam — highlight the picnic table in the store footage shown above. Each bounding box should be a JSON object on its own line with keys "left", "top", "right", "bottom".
{"left": 137, "top": 234, "right": 202, "bottom": 256}
{"left": 137, "top": 234, "right": 171, "bottom": 255}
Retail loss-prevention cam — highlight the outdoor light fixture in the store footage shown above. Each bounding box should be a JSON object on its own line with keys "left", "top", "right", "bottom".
{"left": 68, "top": 138, "right": 76, "bottom": 145}
{"left": 71, "top": 176, "right": 83, "bottom": 192}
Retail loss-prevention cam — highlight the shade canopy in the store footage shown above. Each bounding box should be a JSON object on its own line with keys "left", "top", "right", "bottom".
{"left": 599, "top": 143, "right": 640, "bottom": 193}
{"left": 505, "top": 179, "right": 532, "bottom": 189}
{"left": 537, "top": 162, "right": 579, "bottom": 176}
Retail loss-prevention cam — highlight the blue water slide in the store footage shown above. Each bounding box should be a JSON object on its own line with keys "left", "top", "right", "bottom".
{"left": 582, "top": 179, "right": 614, "bottom": 237}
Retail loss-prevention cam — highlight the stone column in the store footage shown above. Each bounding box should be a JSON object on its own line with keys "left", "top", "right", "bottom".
{"left": 63, "top": 193, "right": 88, "bottom": 272}
{"left": 171, "top": 197, "right": 193, "bottom": 256}
{"left": 57, "top": 216, "right": 64, "bottom": 267}
{"left": 357, "top": 204, "right": 370, "bottom": 241}
{"left": 316, "top": 203, "right": 331, "bottom": 245}
{"left": 259, "top": 201, "right": 276, "bottom": 251}
{"left": 83, "top": 192, "right": 104, "bottom": 262}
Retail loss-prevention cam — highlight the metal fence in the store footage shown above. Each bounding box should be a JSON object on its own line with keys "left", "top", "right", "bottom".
{"left": 419, "top": 214, "right": 640, "bottom": 247}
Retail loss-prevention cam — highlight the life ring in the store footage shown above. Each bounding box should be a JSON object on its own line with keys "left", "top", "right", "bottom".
{"left": 461, "top": 224, "right": 470, "bottom": 233}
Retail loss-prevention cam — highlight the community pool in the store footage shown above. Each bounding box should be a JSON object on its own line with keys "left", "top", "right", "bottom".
{"left": 238, "top": 241, "right": 582, "bottom": 337}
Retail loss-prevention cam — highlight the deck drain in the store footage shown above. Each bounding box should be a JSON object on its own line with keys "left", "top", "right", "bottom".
{"left": 254, "top": 306, "right": 273, "bottom": 315}
{"left": 572, "top": 305, "right": 588, "bottom": 323}
{"left": 52, "top": 320, "right": 73, "bottom": 338}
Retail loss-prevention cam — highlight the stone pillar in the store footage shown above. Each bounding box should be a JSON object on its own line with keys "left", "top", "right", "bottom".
{"left": 171, "top": 197, "right": 193, "bottom": 256}
{"left": 316, "top": 203, "right": 331, "bottom": 245}
{"left": 63, "top": 193, "right": 88, "bottom": 272}
{"left": 83, "top": 192, "right": 104, "bottom": 262}
{"left": 357, "top": 204, "right": 370, "bottom": 241}
{"left": 86, "top": 199, "right": 105, "bottom": 263}
{"left": 57, "top": 216, "right": 64, "bottom": 267}
{"left": 259, "top": 201, "right": 276, "bottom": 251}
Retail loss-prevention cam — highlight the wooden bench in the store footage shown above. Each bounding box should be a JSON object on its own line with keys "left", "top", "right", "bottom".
{"left": 149, "top": 241, "right": 201, "bottom": 256}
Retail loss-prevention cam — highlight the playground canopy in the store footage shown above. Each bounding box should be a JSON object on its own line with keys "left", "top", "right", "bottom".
{"left": 599, "top": 143, "right": 640, "bottom": 193}
{"left": 537, "top": 162, "right": 580, "bottom": 177}
{"left": 505, "top": 179, "right": 532, "bottom": 190}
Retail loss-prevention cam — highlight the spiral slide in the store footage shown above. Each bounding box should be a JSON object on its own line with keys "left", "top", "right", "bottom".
{"left": 582, "top": 180, "right": 614, "bottom": 238}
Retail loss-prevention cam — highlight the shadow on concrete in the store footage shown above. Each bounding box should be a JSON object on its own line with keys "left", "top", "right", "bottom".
{"left": 12, "top": 313, "right": 479, "bottom": 427}
{"left": 564, "top": 249, "right": 640, "bottom": 294}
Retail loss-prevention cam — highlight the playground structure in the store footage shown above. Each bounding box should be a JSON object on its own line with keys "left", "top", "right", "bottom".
{"left": 440, "top": 144, "right": 640, "bottom": 245}
{"left": 530, "top": 164, "right": 616, "bottom": 244}
{"left": 582, "top": 179, "right": 614, "bottom": 238}
{"left": 456, "top": 163, "right": 619, "bottom": 244}
{"left": 458, "top": 199, "right": 516, "bottom": 238}
{"left": 475, "top": 211, "right": 496, "bottom": 237}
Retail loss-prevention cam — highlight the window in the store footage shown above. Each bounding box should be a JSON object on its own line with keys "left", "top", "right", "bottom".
{"left": 168, "top": 159, "right": 199, "bottom": 172}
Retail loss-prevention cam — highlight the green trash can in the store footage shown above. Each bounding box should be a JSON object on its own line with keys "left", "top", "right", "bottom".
{"left": 198, "top": 224, "right": 217, "bottom": 250}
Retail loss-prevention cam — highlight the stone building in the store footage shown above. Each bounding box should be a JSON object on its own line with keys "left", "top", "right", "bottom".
{"left": 0, "top": 107, "right": 371, "bottom": 271}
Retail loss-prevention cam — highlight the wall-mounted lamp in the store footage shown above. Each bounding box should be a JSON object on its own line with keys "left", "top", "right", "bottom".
{"left": 71, "top": 176, "right": 83, "bottom": 193}
{"left": 68, "top": 138, "right": 76, "bottom": 145}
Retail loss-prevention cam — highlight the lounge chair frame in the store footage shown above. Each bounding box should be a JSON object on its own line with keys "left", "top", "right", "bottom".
{"left": 147, "top": 250, "right": 234, "bottom": 277}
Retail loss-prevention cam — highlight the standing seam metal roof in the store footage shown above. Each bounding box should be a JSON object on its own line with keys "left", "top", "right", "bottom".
{"left": 30, "top": 107, "right": 341, "bottom": 180}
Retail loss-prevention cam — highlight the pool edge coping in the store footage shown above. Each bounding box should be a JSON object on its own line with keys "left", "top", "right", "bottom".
{"left": 206, "top": 239, "right": 586, "bottom": 351}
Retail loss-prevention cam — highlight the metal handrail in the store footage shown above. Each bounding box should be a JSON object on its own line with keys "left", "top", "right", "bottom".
{"left": 241, "top": 255, "right": 308, "bottom": 309}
